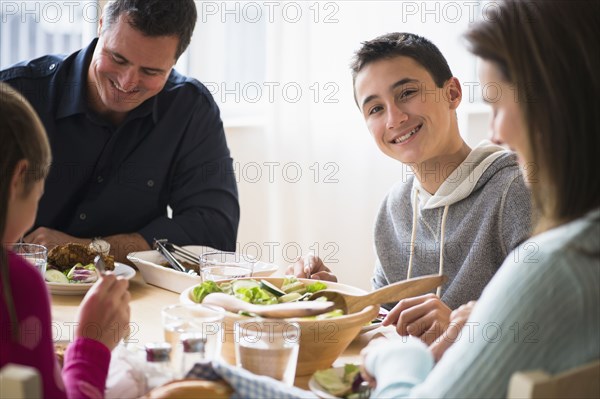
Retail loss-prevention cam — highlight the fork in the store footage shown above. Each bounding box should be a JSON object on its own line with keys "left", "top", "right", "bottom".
{"left": 352, "top": 373, "right": 372, "bottom": 399}
{"left": 356, "top": 381, "right": 372, "bottom": 399}
{"left": 94, "top": 255, "right": 106, "bottom": 277}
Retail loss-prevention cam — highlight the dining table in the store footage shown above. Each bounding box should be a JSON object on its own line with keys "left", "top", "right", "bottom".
{"left": 50, "top": 272, "right": 385, "bottom": 392}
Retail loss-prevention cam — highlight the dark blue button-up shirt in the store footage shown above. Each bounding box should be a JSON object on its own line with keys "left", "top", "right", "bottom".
{"left": 1, "top": 39, "right": 239, "bottom": 250}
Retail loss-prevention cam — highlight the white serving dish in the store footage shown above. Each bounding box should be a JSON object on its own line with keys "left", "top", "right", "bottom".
{"left": 127, "top": 245, "right": 280, "bottom": 293}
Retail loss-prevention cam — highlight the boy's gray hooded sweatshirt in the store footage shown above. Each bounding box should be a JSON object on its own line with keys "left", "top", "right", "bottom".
{"left": 373, "top": 141, "right": 532, "bottom": 310}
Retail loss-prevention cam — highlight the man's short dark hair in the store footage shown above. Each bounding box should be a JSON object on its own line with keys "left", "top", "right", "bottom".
{"left": 350, "top": 32, "right": 453, "bottom": 88}
{"left": 103, "top": 0, "right": 197, "bottom": 60}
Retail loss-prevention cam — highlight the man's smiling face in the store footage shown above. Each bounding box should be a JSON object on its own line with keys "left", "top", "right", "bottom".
{"left": 87, "top": 15, "right": 178, "bottom": 124}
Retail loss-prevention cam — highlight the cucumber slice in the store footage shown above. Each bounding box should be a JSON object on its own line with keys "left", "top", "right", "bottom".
{"left": 45, "top": 269, "right": 69, "bottom": 284}
{"left": 260, "top": 280, "right": 286, "bottom": 297}
{"left": 282, "top": 281, "right": 306, "bottom": 294}
{"left": 278, "top": 292, "right": 302, "bottom": 303}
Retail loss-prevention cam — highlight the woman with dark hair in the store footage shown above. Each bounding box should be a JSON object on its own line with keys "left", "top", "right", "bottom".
{"left": 0, "top": 81, "right": 131, "bottom": 397}
{"left": 360, "top": 1, "right": 599, "bottom": 397}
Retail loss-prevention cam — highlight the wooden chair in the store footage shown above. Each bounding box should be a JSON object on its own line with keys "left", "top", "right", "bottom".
{"left": 0, "top": 363, "right": 41, "bottom": 399}
{"left": 507, "top": 360, "right": 600, "bottom": 399}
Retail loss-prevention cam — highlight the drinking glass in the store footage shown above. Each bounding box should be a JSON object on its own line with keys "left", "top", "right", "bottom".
{"left": 199, "top": 251, "right": 254, "bottom": 281}
{"left": 161, "top": 303, "right": 224, "bottom": 377}
{"left": 234, "top": 319, "right": 300, "bottom": 385}
{"left": 11, "top": 243, "right": 47, "bottom": 276}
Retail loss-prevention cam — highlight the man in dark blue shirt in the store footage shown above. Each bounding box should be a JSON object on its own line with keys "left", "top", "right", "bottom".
{"left": 0, "top": 0, "right": 239, "bottom": 262}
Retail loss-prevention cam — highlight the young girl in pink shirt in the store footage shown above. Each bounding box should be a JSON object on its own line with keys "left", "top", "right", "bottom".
{"left": 0, "top": 81, "right": 131, "bottom": 398}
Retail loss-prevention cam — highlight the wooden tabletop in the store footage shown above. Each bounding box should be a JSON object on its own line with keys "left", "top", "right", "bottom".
{"left": 50, "top": 273, "right": 383, "bottom": 390}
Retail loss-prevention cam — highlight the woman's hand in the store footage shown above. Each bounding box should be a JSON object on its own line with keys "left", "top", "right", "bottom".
{"left": 359, "top": 337, "right": 389, "bottom": 390}
{"left": 382, "top": 294, "right": 452, "bottom": 345}
{"left": 429, "top": 300, "right": 476, "bottom": 362}
{"left": 285, "top": 254, "right": 338, "bottom": 281}
{"left": 75, "top": 273, "right": 131, "bottom": 351}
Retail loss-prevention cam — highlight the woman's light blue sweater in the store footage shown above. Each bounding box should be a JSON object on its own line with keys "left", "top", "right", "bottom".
{"left": 365, "top": 209, "right": 600, "bottom": 398}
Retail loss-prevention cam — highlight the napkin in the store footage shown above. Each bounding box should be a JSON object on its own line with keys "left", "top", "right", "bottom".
{"left": 187, "top": 361, "right": 318, "bottom": 399}
{"left": 105, "top": 343, "right": 148, "bottom": 399}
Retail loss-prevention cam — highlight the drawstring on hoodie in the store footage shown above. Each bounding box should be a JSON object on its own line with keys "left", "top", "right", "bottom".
{"left": 406, "top": 187, "right": 449, "bottom": 297}
{"left": 406, "top": 188, "right": 419, "bottom": 281}
{"left": 437, "top": 205, "right": 449, "bottom": 297}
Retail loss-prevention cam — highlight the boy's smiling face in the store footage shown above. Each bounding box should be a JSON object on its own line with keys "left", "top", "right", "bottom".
{"left": 354, "top": 56, "right": 463, "bottom": 166}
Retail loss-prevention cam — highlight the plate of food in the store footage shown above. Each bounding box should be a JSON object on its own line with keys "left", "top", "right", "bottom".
{"left": 45, "top": 243, "right": 136, "bottom": 295}
{"left": 309, "top": 364, "right": 369, "bottom": 399}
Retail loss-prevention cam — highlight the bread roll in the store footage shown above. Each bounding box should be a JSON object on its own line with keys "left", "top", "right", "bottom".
{"left": 145, "top": 379, "right": 233, "bottom": 399}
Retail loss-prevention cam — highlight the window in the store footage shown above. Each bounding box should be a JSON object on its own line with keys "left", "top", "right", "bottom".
{"left": 0, "top": 1, "right": 98, "bottom": 69}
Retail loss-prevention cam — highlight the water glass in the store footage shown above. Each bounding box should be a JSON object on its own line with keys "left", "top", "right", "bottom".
{"left": 11, "top": 243, "right": 47, "bottom": 276}
{"left": 199, "top": 251, "right": 254, "bottom": 281}
{"left": 161, "top": 303, "right": 224, "bottom": 377}
{"left": 234, "top": 319, "right": 300, "bottom": 385}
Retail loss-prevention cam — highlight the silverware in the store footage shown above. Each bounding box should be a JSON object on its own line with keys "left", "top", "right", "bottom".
{"left": 94, "top": 255, "right": 106, "bottom": 276}
{"left": 357, "top": 381, "right": 372, "bottom": 399}
{"left": 352, "top": 373, "right": 372, "bottom": 399}
{"left": 153, "top": 239, "right": 199, "bottom": 277}
{"left": 164, "top": 242, "right": 200, "bottom": 265}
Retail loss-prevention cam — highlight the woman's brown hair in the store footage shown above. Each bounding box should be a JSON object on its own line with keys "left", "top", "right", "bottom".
{"left": 0, "top": 82, "right": 52, "bottom": 339}
{"left": 465, "top": 0, "right": 600, "bottom": 233}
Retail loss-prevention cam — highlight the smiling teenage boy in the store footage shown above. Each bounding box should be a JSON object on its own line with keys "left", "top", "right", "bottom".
{"left": 292, "top": 33, "right": 532, "bottom": 346}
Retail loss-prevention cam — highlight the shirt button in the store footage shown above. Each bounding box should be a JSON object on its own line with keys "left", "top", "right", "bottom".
{"left": 97, "top": 176, "right": 104, "bottom": 183}
{"left": 79, "top": 213, "right": 87, "bottom": 220}
{"left": 49, "top": 63, "right": 56, "bottom": 70}
{"left": 147, "top": 180, "right": 154, "bottom": 188}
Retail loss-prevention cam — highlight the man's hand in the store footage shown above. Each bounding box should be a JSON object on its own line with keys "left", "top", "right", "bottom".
{"left": 382, "top": 293, "right": 452, "bottom": 345}
{"left": 285, "top": 254, "right": 337, "bottom": 281}
{"left": 429, "top": 301, "right": 476, "bottom": 362}
{"left": 75, "top": 273, "right": 131, "bottom": 351}
{"left": 25, "top": 227, "right": 150, "bottom": 263}
{"left": 24, "top": 227, "right": 87, "bottom": 248}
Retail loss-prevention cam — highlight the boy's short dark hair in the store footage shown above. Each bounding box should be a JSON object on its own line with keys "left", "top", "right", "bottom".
{"left": 350, "top": 32, "right": 453, "bottom": 88}
{"left": 103, "top": 0, "right": 197, "bottom": 60}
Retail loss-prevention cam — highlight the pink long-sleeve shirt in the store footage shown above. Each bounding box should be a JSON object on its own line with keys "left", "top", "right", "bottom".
{"left": 1, "top": 251, "right": 110, "bottom": 398}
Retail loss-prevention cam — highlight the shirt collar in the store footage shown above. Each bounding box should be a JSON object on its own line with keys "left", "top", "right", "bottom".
{"left": 56, "top": 38, "right": 158, "bottom": 124}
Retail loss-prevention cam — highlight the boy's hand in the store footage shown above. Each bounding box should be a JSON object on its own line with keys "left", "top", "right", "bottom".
{"left": 285, "top": 254, "right": 338, "bottom": 281}
{"left": 382, "top": 293, "right": 451, "bottom": 345}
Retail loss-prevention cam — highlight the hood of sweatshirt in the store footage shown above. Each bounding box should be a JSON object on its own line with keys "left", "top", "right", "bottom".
{"left": 406, "top": 140, "right": 514, "bottom": 290}
{"left": 413, "top": 140, "right": 510, "bottom": 210}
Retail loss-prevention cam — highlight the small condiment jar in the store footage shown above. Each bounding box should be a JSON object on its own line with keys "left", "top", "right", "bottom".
{"left": 144, "top": 342, "right": 174, "bottom": 391}
{"left": 180, "top": 332, "right": 208, "bottom": 378}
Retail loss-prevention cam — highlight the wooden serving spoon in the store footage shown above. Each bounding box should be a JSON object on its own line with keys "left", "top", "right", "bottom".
{"left": 309, "top": 274, "right": 448, "bottom": 314}
{"left": 202, "top": 292, "right": 336, "bottom": 318}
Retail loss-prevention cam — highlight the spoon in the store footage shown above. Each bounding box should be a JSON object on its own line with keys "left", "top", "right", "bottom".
{"left": 309, "top": 274, "right": 448, "bottom": 314}
{"left": 202, "top": 292, "right": 336, "bottom": 318}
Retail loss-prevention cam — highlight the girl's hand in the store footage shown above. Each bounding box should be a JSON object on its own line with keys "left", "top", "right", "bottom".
{"left": 75, "top": 273, "right": 131, "bottom": 351}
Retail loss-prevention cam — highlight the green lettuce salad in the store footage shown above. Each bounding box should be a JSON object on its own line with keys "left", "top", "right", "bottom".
{"left": 191, "top": 277, "right": 341, "bottom": 318}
